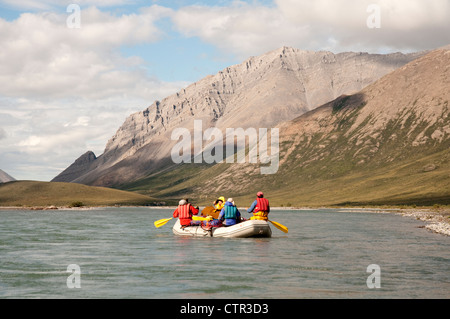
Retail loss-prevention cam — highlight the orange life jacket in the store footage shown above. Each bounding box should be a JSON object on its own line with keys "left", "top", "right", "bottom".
{"left": 255, "top": 197, "right": 269, "bottom": 213}
{"left": 178, "top": 204, "right": 191, "bottom": 219}
{"left": 251, "top": 197, "right": 269, "bottom": 221}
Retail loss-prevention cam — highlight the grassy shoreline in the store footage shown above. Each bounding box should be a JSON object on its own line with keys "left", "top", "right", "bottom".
{"left": 0, "top": 180, "right": 159, "bottom": 207}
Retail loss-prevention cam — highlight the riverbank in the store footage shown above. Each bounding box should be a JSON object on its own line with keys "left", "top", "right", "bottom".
{"left": 394, "top": 208, "right": 450, "bottom": 236}
{"left": 0, "top": 205, "right": 163, "bottom": 211}
{"left": 330, "top": 206, "right": 450, "bottom": 236}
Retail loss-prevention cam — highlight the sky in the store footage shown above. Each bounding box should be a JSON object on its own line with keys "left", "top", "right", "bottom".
{"left": 1, "top": 0, "right": 449, "bottom": 181}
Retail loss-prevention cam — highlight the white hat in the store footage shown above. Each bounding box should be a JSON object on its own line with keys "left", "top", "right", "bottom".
{"left": 179, "top": 199, "right": 187, "bottom": 205}
{"left": 227, "top": 198, "right": 235, "bottom": 205}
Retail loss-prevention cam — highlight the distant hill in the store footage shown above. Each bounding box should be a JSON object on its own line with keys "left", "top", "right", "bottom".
{"left": 0, "top": 169, "right": 16, "bottom": 183}
{"left": 0, "top": 181, "right": 162, "bottom": 207}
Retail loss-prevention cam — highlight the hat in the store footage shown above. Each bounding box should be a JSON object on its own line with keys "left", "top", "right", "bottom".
{"left": 217, "top": 196, "right": 225, "bottom": 202}
{"left": 227, "top": 198, "right": 235, "bottom": 205}
{"left": 179, "top": 199, "right": 187, "bottom": 205}
{"left": 257, "top": 192, "right": 264, "bottom": 198}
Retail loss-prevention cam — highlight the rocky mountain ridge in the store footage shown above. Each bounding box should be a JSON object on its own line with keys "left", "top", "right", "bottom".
{"left": 0, "top": 169, "right": 16, "bottom": 183}
{"left": 185, "top": 48, "right": 450, "bottom": 205}
{"left": 53, "top": 46, "right": 425, "bottom": 186}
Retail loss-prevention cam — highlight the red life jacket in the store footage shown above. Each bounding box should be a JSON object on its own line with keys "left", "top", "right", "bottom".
{"left": 178, "top": 204, "right": 191, "bottom": 219}
{"left": 255, "top": 198, "right": 269, "bottom": 213}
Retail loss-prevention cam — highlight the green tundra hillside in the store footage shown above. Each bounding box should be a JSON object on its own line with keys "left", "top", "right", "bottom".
{"left": 0, "top": 181, "right": 157, "bottom": 207}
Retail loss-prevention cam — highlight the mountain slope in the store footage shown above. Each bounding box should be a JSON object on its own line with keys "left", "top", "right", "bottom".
{"left": 53, "top": 47, "right": 424, "bottom": 186}
{"left": 0, "top": 169, "right": 16, "bottom": 183}
{"left": 121, "top": 48, "right": 450, "bottom": 206}
{"left": 50, "top": 151, "right": 97, "bottom": 183}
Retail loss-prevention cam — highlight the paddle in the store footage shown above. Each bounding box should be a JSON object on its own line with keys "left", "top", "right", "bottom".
{"left": 192, "top": 215, "right": 212, "bottom": 221}
{"left": 154, "top": 215, "right": 212, "bottom": 228}
{"left": 246, "top": 206, "right": 288, "bottom": 233}
{"left": 154, "top": 217, "right": 173, "bottom": 228}
{"left": 268, "top": 220, "right": 288, "bottom": 233}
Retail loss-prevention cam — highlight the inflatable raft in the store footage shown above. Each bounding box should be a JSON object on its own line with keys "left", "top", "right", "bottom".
{"left": 172, "top": 219, "right": 272, "bottom": 238}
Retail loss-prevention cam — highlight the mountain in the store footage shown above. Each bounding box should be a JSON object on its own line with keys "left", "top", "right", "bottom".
{"left": 53, "top": 47, "right": 424, "bottom": 187}
{"left": 121, "top": 47, "right": 450, "bottom": 206}
{"left": 51, "top": 151, "right": 97, "bottom": 183}
{"left": 0, "top": 169, "right": 16, "bottom": 183}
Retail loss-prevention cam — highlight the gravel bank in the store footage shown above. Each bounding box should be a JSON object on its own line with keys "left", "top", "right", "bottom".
{"left": 395, "top": 208, "right": 450, "bottom": 236}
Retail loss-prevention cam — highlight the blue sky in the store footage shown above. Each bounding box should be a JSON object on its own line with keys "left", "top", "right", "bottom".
{"left": 0, "top": 0, "right": 449, "bottom": 181}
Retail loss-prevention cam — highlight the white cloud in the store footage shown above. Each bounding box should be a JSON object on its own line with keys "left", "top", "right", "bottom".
{"left": 171, "top": 0, "right": 450, "bottom": 58}
{"left": 0, "top": 0, "right": 136, "bottom": 10}
{"left": 276, "top": 0, "right": 450, "bottom": 52}
{"left": 172, "top": 3, "right": 308, "bottom": 60}
{"left": 0, "top": 5, "right": 187, "bottom": 181}
{"left": 0, "top": 6, "right": 174, "bottom": 100}
{"left": 0, "top": 90, "right": 191, "bottom": 180}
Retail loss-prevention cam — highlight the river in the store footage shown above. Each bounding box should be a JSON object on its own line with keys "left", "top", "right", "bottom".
{"left": 0, "top": 207, "right": 448, "bottom": 299}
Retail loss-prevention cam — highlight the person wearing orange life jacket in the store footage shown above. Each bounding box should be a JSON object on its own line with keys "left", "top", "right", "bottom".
{"left": 173, "top": 199, "right": 199, "bottom": 227}
{"left": 247, "top": 192, "right": 270, "bottom": 221}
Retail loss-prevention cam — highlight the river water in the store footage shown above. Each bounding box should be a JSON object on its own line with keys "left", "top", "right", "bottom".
{"left": 0, "top": 207, "right": 448, "bottom": 299}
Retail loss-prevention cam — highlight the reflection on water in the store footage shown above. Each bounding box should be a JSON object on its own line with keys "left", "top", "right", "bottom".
{"left": 0, "top": 207, "right": 448, "bottom": 298}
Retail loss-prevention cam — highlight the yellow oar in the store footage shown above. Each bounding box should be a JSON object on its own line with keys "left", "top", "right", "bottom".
{"left": 154, "top": 217, "right": 173, "bottom": 228}
{"left": 192, "top": 216, "right": 212, "bottom": 221}
{"left": 268, "top": 220, "right": 288, "bottom": 233}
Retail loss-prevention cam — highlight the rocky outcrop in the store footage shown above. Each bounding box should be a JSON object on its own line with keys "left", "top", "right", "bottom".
{"left": 0, "top": 169, "right": 15, "bottom": 183}
{"left": 54, "top": 46, "right": 426, "bottom": 187}
{"left": 52, "top": 151, "right": 97, "bottom": 183}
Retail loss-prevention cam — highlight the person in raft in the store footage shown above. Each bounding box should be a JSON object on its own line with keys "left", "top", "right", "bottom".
{"left": 207, "top": 196, "right": 225, "bottom": 220}
{"left": 219, "top": 198, "right": 241, "bottom": 226}
{"left": 173, "top": 199, "right": 200, "bottom": 227}
{"left": 213, "top": 196, "right": 225, "bottom": 211}
{"left": 247, "top": 192, "right": 270, "bottom": 220}
{"left": 201, "top": 196, "right": 226, "bottom": 229}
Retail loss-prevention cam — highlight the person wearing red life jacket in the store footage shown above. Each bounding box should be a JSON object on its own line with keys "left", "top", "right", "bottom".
{"left": 247, "top": 192, "right": 270, "bottom": 221}
{"left": 173, "top": 199, "right": 199, "bottom": 227}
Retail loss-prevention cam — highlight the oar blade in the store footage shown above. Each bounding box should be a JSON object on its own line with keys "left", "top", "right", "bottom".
{"left": 192, "top": 215, "right": 211, "bottom": 221}
{"left": 269, "top": 220, "right": 288, "bottom": 233}
{"left": 154, "top": 217, "right": 173, "bottom": 228}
